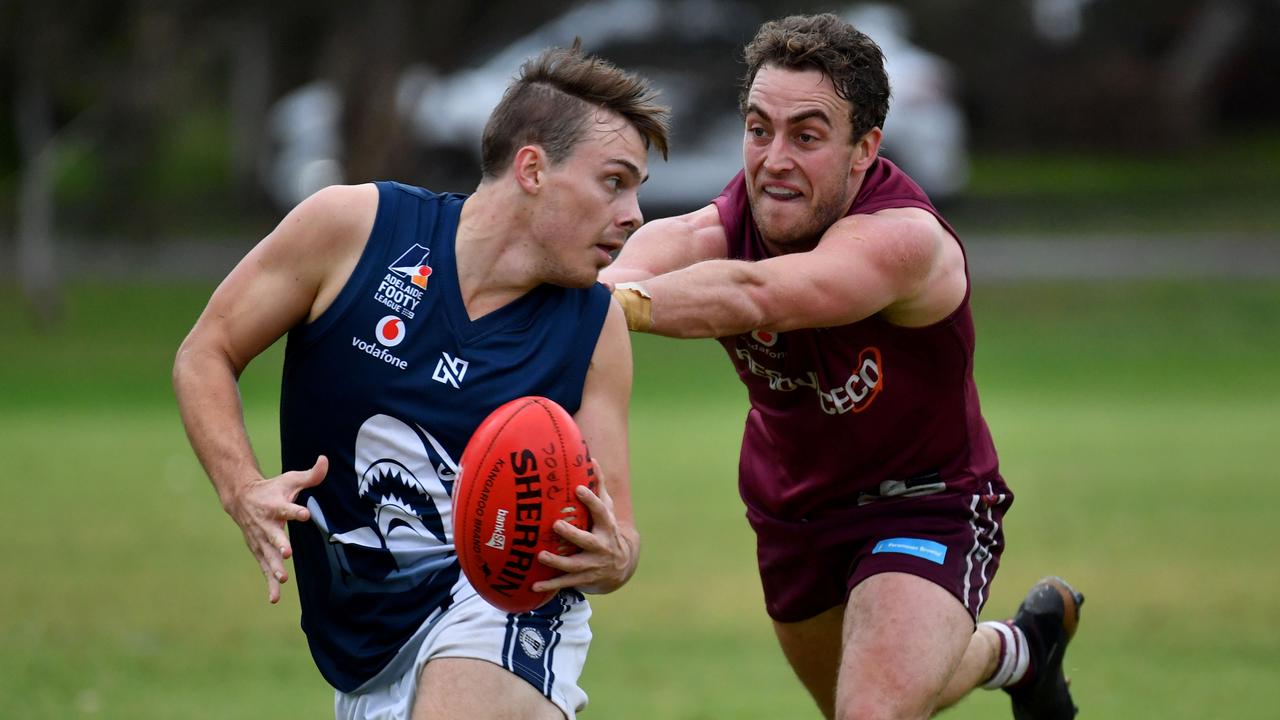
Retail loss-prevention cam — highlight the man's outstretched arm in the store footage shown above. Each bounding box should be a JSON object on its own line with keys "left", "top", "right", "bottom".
{"left": 600, "top": 204, "right": 728, "bottom": 286}
{"left": 612, "top": 208, "right": 965, "bottom": 338}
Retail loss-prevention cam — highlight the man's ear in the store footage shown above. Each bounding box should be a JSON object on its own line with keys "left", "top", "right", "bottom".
{"left": 852, "top": 127, "right": 883, "bottom": 173}
{"left": 513, "top": 145, "right": 547, "bottom": 194}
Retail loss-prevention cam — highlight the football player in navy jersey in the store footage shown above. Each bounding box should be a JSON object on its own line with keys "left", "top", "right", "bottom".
{"left": 603, "top": 14, "right": 1082, "bottom": 720}
{"left": 175, "top": 44, "right": 668, "bottom": 720}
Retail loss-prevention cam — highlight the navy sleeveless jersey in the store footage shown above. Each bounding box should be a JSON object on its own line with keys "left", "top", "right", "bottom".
{"left": 712, "top": 159, "right": 1007, "bottom": 521}
{"left": 279, "top": 182, "right": 611, "bottom": 692}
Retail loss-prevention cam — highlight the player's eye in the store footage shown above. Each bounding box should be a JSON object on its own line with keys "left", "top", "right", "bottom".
{"left": 605, "top": 176, "right": 622, "bottom": 192}
{"left": 797, "top": 132, "right": 816, "bottom": 144}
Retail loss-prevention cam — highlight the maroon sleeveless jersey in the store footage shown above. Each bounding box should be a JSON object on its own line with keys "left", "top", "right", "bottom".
{"left": 712, "top": 158, "right": 1005, "bottom": 520}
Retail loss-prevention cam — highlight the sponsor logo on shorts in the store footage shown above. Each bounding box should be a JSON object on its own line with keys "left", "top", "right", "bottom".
{"left": 518, "top": 627, "right": 547, "bottom": 659}
{"left": 872, "top": 537, "right": 948, "bottom": 565}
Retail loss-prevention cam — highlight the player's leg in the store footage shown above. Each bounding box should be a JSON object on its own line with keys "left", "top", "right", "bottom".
{"left": 938, "top": 576, "right": 1085, "bottom": 716}
{"left": 836, "top": 571, "right": 974, "bottom": 720}
{"left": 772, "top": 605, "right": 845, "bottom": 719}
{"left": 335, "top": 589, "right": 590, "bottom": 720}
{"left": 415, "top": 590, "right": 590, "bottom": 719}
{"left": 933, "top": 621, "right": 1001, "bottom": 709}
{"left": 414, "top": 658, "right": 564, "bottom": 720}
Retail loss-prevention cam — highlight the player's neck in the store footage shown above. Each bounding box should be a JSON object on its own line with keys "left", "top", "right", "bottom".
{"left": 454, "top": 187, "right": 541, "bottom": 321}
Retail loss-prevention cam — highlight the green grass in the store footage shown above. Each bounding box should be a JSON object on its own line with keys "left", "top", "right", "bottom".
{"left": 2, "top": 280, "right": 1279, "bottom": 718}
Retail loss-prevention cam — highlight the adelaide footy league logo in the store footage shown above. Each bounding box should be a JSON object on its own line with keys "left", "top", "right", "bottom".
{"left": 389, "top": 244, "right": 434, "bottom": 289}
{"left": 376, "top": 315, "right": 406, "bottom": 347}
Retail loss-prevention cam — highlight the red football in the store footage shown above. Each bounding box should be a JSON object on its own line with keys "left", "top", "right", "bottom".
{"left": 454, "top": 396, "right": 598, "bottom": 614}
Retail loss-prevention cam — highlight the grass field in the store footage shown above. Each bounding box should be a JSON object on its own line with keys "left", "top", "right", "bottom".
{"left": 2, "top": 279, "right": 1279, "bottom": 719}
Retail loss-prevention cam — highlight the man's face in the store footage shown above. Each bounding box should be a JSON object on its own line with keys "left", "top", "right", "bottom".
{"left": 742, "top": 64, "right": 861, "bottom": 253}
{"left": 534, "top": 110, "right": 648, "bottom": 288}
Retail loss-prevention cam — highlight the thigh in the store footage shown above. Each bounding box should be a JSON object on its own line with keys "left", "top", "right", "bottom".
{"left": 838, "top": 572, "right": 974, "bottom": 719}
{"left": 414, "top": 658, "right": 564, "bottom": 720}
{"left": 772, "top": 605, "right": 845, "bottom": 720}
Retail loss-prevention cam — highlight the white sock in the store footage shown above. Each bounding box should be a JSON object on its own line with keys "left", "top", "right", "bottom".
{"left": 981, "top": 620, "right": 1030, "bottom": 689}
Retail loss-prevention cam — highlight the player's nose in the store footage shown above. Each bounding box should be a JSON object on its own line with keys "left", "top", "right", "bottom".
{"left": 763, "top": 135, "right": 795, "bottom": 173}
{"left": 617, "top": 194, "right": 642, "bottom": 233}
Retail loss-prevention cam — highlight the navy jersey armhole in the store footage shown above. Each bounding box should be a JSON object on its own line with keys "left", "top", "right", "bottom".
{"left": 561, "top": 283, "right": 613, "bottom": 413}
{"left": 288, "top": 182, "right": 398, "bottom": 349}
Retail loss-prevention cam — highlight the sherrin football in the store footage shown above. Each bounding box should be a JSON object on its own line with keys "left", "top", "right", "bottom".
{"left": 454, "top": 396, "right": 598, "bottom": 614}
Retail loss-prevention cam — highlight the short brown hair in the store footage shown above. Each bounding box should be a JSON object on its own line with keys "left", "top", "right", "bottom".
{"left": 480, "top": 42, "right": 670, "bottom": 179}
{"left": 741, "top": 13, "right": 890, "bottom": 142}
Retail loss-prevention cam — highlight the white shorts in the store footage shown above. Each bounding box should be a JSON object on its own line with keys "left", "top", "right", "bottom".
{"left": 334, "top": 582, "right": 592, "bottom": 720}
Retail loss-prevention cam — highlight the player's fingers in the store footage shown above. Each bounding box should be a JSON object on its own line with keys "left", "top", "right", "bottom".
{"left": 287, "top": 456, "right": 329, "bottom": 495}
{"left": 576, "top": 495, "right": 617, "bottom": 536}
{"left": 552, "top": 520, "right": 601, "bottom": 551}
{"left": 310, "top": 455, "right": 329, "bottom": 481}
{"left": 263, "top": 545, "right": 289, "bottom": 584}
{"left": 267, "top": 573, "right": 282, "bottom": 604}
{"left": 250, "top": 529, "right": 290, "bottom": 582}
{"left": 531, "top": 569, "right": 597, "bottom": 594}
{"left": 575, "top": 485, "right": 615, "bottom": 524}
{"left": 536, "top": 550, "right": 586, "bottom": 574}
{"left": 251, "top": 549, "right": 283, "bottom": 604}
{"left": 275, "top": 502, "right": 310, "bottom": 523}
{"left": 277, "top": 534, "right": 294, "bottom": 560}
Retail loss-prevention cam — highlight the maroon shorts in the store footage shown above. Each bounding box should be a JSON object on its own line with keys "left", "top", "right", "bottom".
{"left": 746, "top": 486, "right": 1012, "bottom": 623}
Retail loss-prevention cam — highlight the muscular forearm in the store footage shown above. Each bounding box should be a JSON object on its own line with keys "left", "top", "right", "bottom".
{"left": 619, "top": 259, "right": 769, "bottom": 338}
{"left": 598, "top": 265, "right": 655, "bottom": 286}
{"left": 173, "top": 345, "right": 264, "bottom": 507}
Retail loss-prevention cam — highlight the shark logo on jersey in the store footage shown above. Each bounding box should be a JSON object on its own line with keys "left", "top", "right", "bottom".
{"left": 306, "top": 414, "right": 460, "bottom": 597}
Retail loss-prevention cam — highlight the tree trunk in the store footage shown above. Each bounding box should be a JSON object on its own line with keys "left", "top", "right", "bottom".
{"left": 229, "top": 14, "right": 272, "bottom": 196}
{"left": 1161, "top": 0, "right": 1249, "bottom": 143}
{"left": 14, "top": 65, "right": 63, "bottom": 329}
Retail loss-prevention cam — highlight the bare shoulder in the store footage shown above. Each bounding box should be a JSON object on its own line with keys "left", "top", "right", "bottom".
{"left": 258, "top": 183, "right": 380, "bottom": 321}
{"left": 273, "top": 183, "right": 379, "bottom": 253}
{"left": 819, "top": 207, "right": 964, "bottom": 325}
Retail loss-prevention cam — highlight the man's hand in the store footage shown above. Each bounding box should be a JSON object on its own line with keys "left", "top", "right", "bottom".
{"left": 532, "top": 479, "right": 638, "bottom": 595}
{"left": 223, "top": 455, "right": 328, "bottom": 604}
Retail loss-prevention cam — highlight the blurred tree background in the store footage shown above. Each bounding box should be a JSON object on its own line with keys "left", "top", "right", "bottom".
{"left": 2, "top": 0, "right": 1278, "bottom": 324}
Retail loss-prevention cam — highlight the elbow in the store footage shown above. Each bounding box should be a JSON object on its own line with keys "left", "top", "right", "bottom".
{"left": 172, "top": 336, "right": 194, "bottom": 394}
{"left": 172, "top": 333, "right": 240, "bottom": 398}
{"left": 712, "top": 268, "right": 771, "bottom": 336}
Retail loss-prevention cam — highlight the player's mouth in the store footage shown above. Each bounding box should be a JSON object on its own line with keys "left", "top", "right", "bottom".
{"left": 594, "top": 242, "right": 621, "bottom": 264}
{"left": 761, "top": 183, "right": 803, "bottom": 201}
